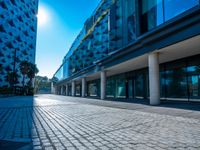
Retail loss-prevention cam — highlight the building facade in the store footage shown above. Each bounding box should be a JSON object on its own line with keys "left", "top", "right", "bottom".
{"left": 53, "top": 0, "right": 200, "bottom": 105}
{"left": 0, "top": 0, "right": 38, "bottom": 87}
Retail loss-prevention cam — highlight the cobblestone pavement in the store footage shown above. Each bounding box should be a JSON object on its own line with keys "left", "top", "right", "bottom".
{"left": 0, "top": 95, "right": 200, "bottom": 150}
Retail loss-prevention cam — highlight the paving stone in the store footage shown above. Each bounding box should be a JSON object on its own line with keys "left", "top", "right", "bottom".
{"left": 0, "top": 95, "right": 200, "bottom": 150}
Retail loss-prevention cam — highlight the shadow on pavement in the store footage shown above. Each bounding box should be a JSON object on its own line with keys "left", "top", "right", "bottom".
{"left": 160, "top": 100, "right": 200, "bottom": 111}
{"left": 0, "top": 140, "right": 32, "bottom": 150}
{"left": 0, "top": 96, "right": 34, "bottom": 150}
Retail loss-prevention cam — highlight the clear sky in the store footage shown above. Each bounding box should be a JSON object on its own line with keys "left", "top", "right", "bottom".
{"left": 36, "top": 0, "right": 100, "bottom": 78}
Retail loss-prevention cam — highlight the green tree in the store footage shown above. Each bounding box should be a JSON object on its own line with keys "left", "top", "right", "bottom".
{"left": 19, "top": 61, "right": 29, "bottom": 87}
{"left": 27, "top": 63, "right": 39, "bottom": 87}
{"left": 5, "top": 71, "right": 19, "bottom": 87}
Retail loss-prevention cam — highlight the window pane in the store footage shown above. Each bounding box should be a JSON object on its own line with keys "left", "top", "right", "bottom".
{"left": 88, "top": 83, "right": 98, "bottom": 96}
{"left": 164, "top": 0, "right": 199, "bottom": 21}
{"left": 165, "top": 68, "right": 188, "bottom": 98}
{"left": 140, "top": 0, "right": 164, "bottom": 33}
{"left": 106, "top": 77, "right": 116, "bottom": 98}
{"left": 135, "top": 74, "right": 144, "bottom": 98}
{"left": 127, "top": 0, "right": 136, "bottom": 42}
{"left": 187, "top": 65, "right": 200, "bottom": 99}
{"left": 116, "top": 76, "right": 126, "bottom": 98}
{"left": 160, "top": 70, "right": 166, "bottom": 98}
{"left": 75, "top": 84, "right": 81, "bottom": 96}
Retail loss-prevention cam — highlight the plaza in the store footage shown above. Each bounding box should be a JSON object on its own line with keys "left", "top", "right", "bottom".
{"left": 0, "top": 95, "right": 200, "bottom": 149}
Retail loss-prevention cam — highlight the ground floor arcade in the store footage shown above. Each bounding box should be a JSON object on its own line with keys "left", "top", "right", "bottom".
{"left": 53, "top": 35, "right": 200, "bottom": 105}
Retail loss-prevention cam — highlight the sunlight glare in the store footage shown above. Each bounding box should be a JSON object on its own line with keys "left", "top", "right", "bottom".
{"left": 37, "top": 6, "right": 49, "bottom": 27}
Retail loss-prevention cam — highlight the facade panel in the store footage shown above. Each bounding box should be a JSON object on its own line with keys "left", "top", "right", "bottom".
{"left": 0, "top": 0, "right": 38, "bottom": 87}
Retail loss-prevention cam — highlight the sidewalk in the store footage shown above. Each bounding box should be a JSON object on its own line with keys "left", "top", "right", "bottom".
{"left": 0, "top": 95, "right": 200, "bottom": 150}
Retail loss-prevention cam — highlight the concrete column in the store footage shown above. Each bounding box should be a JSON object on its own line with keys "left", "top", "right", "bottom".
{"left": 71, "top": 81, "right": 75, "bottom": 97}
{"left": 60, "top": 85, "right": 63, "bottom": 95}
{"left": 148, "top": 53, "right": 160, "bottom": 105}
{"left": 54, "top": 86, "right": 57, "bottom": 95}
{"left": 51, "top": 82, "right": 55, "bottom": 94}
{"left": 66, "top": 84, "right": 68, "bottom": 96}
{"left": 100, "top": 71, "right": 106, "bottom": 100}
{"left": 82, "top": 78, "right": 86, "bottom": 97}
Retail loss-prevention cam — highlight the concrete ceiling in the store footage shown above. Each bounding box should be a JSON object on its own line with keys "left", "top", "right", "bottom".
{"left": 106, "top": 35, "right": 200, "bottom": 78}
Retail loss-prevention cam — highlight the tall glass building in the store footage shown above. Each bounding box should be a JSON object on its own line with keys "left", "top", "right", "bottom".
{"left": 53, "top": 0, "right": 200, "bottom": 105}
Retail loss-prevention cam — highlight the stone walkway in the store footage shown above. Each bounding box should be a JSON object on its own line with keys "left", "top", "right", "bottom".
{"left": 0, "top": 95, "right": 200, "bottom": 150}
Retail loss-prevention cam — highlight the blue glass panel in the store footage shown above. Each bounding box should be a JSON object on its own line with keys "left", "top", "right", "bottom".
{"left": 164, "top": 0, "right": 199, "bottom": 21}
{"left": 141, "top": 0, "right": 164, "bottom": 33}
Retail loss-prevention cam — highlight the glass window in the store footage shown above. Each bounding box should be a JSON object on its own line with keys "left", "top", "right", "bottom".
{"left": 88, "top": 83, "right": 98, "bottom": 96}
{"left": 140, "top": 0, "right": 164, "bottom": 33}
{"left": 87, "top": 80, "right": 100, "bottom": 97}
{"left": 165, "top": 68, "right": 188, "bottom": 98}
{"left": 160, "top": 70, "right": 166, "bottom": 98}
{"left": 116, "top": 75, "right": 126, "bottom": 98}
{"left": 106, "top": 77, "right": 116, "bottom": 98}
{"left": 187, "top": 66, "right": 200, "bottom": 99}
{"left": 68, "top": 85, "right": 72, "bottom": 96}
{"left": 134, "top": 70, "right": 148, "bottom": 99}
{"left": 164, "top": 0, "right": 199, "bottom": 21}
{"left": 127, "top": 0, "right": 136, "bottom": 42}
{"left": 128, "top": 79, "right": 133, "bottom": 99}
{"left": 135, "top": 74, "right": 144, "bottom": 98}
{"left": 75, "top": 84, "right": 81, "bottom": 96}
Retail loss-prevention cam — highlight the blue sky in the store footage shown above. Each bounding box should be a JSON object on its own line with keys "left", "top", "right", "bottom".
{"left": 36, "top": 0, "right": 100, "bottom": 78}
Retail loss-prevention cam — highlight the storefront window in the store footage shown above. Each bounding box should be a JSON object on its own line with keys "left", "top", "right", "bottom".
{"left": 165, "top": 68, "right": 188, "bottom": 98}
{"left": 106, "top": 77, "right": 116, "bottom": 98}
{"left": 164, "top": 0, "right": 199, "bottom": 21}
{"left": 160, "top": 55, "right": 200, "bottom": 101}
{"left": 68, "top": 85, "right": 72, "bottom": 96}
{"left": 87, "top": 80, "right": 100, "bottom": 97}
{"left": 187, "top": 66, "right": 200, "bottom": 99}
{"left": 88, "top": 83, "right": 97, "bottom": 96}
{"left": 135, "top": 74, "right": 144, "bottom": 98}
{"left": 75, "top": 84, "right": 81, "bottom": 96}
{"left": 116, "top": 75, "right": 126, "bottom": 98}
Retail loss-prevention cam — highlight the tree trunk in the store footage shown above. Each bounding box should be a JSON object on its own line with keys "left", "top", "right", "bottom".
{"left": 23, "top": 75, "right": 25, "bottom": 87}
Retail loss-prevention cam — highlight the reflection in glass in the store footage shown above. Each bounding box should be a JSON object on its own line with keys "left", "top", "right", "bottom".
{"left": 140, "top": 0, "right": 164, "bottom": 33}
{"left": 75, "top": 84, "right": 81, "bottom": 96}
{"left": 135, "top": 74, "right": 144, "bottom": 98}
{"left": 165, "top": 68, "right": 188, "bottom": 98}
{"left": 187, "top": 66, "right": 200, "bottom": 99}
{"left": 128, "top": 80, "right": 133, "bottom": 99}
{"left": 116, "top": 76, "right": 126, "bottom": 98}
{"left": 87, "top": 80, "right": 100, "bottom": 97}
{"left": 106, "top": 77, "right": 116, "bottom": 98}
{"left": 164, "top": 0, "right": 199, "bottom": 21}
{"left": 127, "top": 0, "right": 136, "bottom": 42}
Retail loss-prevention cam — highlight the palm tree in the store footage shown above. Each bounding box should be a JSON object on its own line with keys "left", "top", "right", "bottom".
{"left": 27, "top": 63, "right": 39, "bottom": 87}
{"left": 5, "top": 71, "right": 19, "bottom": 87}
{"left": 19, "top": 61, "right": 29, "bottom": 87}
